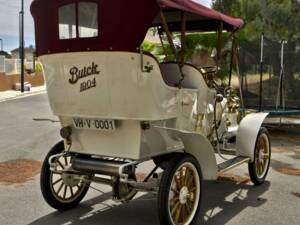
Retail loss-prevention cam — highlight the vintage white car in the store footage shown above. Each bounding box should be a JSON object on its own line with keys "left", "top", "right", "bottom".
{"left": 31, "top": 0, "right": 271, "bottom": 225}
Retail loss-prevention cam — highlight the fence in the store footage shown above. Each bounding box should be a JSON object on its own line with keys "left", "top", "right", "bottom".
{"left": 0, "top": 58, "right": 35, "bottom": 75}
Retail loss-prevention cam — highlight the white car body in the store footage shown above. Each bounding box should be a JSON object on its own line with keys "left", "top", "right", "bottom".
{"left": 40, "top": 51, "right": 268, "bottom": 180}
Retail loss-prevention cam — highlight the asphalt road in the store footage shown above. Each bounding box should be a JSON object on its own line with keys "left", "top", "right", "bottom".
{"left": 0, "top": 93, "right": 299, "bottom": 225}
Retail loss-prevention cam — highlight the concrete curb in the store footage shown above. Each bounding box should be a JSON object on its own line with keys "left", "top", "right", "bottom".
{"left": 0, "top": 88, "right": 46, "bottom": 103}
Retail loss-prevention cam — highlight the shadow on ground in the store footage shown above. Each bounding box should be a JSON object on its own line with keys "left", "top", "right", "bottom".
{"left": 28, "top": 180, "right": 270, "bottom": 225}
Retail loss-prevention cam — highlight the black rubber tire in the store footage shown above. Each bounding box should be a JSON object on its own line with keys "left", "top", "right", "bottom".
{"left": 40, "top": 141, "right": 90, "bottom": 211}
{"left": 248, "top": 127, "right": 271, "bottom": 185}
{"left": 153, "top": 153, "right": 179, "bottom": 170}
{"left": 158, "top": 154, "right": 202, "bottom": 225}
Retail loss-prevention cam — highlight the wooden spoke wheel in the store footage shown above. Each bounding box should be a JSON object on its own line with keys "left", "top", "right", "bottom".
{"left": 248, "top": 128, "right": 271, "bottom": 185}
{"left": 40, "top": 141, "right": 90, "bottom": 210}
{"left": 158, "top": 155, "right": 202, "bottom": 225}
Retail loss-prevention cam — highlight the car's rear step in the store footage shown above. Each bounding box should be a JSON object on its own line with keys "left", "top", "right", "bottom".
{"left": 217, "top": 156, "right": 250, "bottom": 173}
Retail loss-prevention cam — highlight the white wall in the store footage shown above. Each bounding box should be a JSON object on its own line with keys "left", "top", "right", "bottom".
{"left": 0, "top": 57, "right": 34, "bottom": 75}
{"left": 4, "top": 59, "right": 24, "bottom": 75}
{"left": 0, "top": 56, "right": 5, "bottom": 73}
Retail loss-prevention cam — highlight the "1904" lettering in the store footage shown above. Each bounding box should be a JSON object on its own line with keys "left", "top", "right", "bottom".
{"left": 80, "top": 77, "right": 96, "bottom": 92}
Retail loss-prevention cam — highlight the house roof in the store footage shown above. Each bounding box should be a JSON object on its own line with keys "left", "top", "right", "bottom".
{"left": 11, "top": 46, "right": 35, "bottom": 54}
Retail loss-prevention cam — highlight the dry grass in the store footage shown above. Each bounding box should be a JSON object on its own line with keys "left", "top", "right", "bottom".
{"left": 231, "top": 73, "right": 271, "bottom": 89}
{"left": 136, "top": 172, "right": 147, "bottom": 182}
{"left": 217, "top": 173, "right": 250, "bottom": 184}
{"left": 275, "top": 167, "right": 300, "bottom": 176}
{"left": 0, "top": 159, "right": 42, "bottom": 185}
{"left": 291, "top": 192, "right": 300, "bottom": 198}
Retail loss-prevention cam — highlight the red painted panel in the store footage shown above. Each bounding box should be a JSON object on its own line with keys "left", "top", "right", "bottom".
{"left": 31, "top": 0, "right": 243, "bottom": 56}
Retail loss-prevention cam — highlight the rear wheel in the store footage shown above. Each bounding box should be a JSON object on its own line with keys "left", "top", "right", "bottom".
{"left": 248, "top": 128, "right": 271, "bottom": 185}
{"left": 158, "top": 154, "right": 202, "bottom": 225}
{"left": 40, "top": 141, "right": 90, "bottom": 211}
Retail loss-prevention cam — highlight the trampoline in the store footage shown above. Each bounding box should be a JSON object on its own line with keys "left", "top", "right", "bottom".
{"left": 239, "top": 33, "right": 300, "bottom": 125}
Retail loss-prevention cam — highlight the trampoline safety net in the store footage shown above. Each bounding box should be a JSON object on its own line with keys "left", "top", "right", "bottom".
{"left": 239, "top": 34, "right": 300, "bottom": 114}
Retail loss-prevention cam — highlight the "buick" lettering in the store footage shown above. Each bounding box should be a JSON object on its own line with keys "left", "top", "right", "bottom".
{"left": 69, "top": 62, "right": 100, "bottom": 84}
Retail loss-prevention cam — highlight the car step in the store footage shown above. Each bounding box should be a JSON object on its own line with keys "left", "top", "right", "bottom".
{"left": 217, "top": 156, "right": 250, "bottom": 173}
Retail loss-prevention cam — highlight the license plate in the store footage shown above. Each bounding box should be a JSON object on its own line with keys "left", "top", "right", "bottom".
{"left": 73, "top": 118, "right": 115, "bottom": 131}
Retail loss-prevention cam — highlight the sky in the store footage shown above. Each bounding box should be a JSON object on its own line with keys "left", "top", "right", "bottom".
{"left": 0, "top": 0, "right": 34, "bottom": 52}
{"left": 0, "top": 0, "right": 212, "bottom": 53}
{"left": 194, "top": 0, "right": 212, "bottom": 7}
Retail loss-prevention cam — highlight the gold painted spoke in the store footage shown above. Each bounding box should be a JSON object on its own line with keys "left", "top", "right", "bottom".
{"left": 183, "top": 205, "right": 191, "bottom": 224}
{"left": 259, "top": 138, "right": 265, "bottom": 148}
{"left": 184, "top": 168, "right": 191, "bottom": 186}
{"left": 259, "top": 164, "right": 262, "bottom": 175}
{"left": 256, "top": 140, "right": 262, "bottom": 150}
{"left": 184, "top": 203, "right": 192, "bottom": 214}
{"left": 262, "top": 137, "right": 267, "bottom": 148}
{"left": 171, "top": 201, "right": 181, "bottom": 217}
{"left": 258, "top": 162, "right": 264, "bottom": 175}
{"left": 186, "top": 200, "right": 194, "bottom": 213}
{"left": 181, "top": 204, "right": 187, "bottom": 223}
{"left": 171, "top": 187, "right": 179, "bottom": 194}
{"left": 180, "top": 168, "right": 186, "bottom": 187}
{"left": 255, "top": 153, "right": 259, "bottom": 160}
{"left": 256, "top": 163, "right": 260, "bottom": 175}
{"left": 261, "top": 162, "right": 265, "bottom": 173}
{"left": 255, "top": 159, "right": 260, "bottom": 166}
{"left": 188, "top": 195, "right": 195, "bottom": 204}
{"left": 175, "top": 176, "right": 182, "bottom": 190}
{"left": 263, "top": 153, "right": 269, "bottom": 160}
{"left": 189, "top": 186, "right": 196, "bottom": 193}
{"left": 170, "top": 196, "right": 179, "bottom": 205}
{"left": 175, "top": 204, "right": 183, "bottom": 223}
{"left": 258, "top": 163, "right": 262, "bottom": 175}
{"left": 257, "top": 141, "right": 262, "bottom": 149}
{"left": 258, "top": 165, "right": 261, "bottom": 175}
{"left": 186, "top": 174, "right": 194, "bottom": 188}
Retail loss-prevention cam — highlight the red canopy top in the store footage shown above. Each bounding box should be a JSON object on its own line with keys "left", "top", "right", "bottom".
{"left": 31, "top": 0, "right": 243, "bottom": 56}
{"left": 156, "top": 0, "right": 243, "bottom": 30}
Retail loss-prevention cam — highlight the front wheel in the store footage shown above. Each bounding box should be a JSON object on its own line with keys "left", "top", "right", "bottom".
{"left": 248, "top": 128, "right": 271, "bottom": 185}
{"left": 40, "top": 141, "right": 90, "bottom": 211}
{"left": 158, "top": 154, "right": 202, "bottom": 225}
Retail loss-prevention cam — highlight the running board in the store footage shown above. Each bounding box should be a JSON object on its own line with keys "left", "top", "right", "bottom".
{"left": 217, "top": 156, "right": 250, "bottom": 173}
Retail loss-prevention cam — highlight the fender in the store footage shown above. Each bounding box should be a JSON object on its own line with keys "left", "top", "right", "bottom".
{"left": 154, "top": 127, "right": 218, "bottom": 180}
{"left": 236, "top": 112, "right": 269, "bottom": 161}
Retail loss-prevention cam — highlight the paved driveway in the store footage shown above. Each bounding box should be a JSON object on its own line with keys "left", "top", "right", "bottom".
{"left": 0, "top": 94, "right": 299, "bottom": 225}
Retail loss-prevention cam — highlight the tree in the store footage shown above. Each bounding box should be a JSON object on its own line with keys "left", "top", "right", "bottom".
{"left": 0, "top": 50, "right": 11, "bottom": 59}
{"left": 213, "top": 0, "right": 300, "bottom": 98}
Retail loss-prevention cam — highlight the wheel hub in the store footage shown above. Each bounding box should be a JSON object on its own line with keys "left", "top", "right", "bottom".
{"left": 258, "top": 149, "right": 264, "bottom": 162}
{"left": 179, "top": 186, "right": 189, "bottom": 204}
{"left": 61, "top": 173, "right": 81, "bottom": 187}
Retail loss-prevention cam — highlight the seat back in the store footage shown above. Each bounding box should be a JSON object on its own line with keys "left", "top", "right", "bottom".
{"left": 160, "top": 62, "right": 213, "bottom": 115}
{"left": 159, "top": 62, "right": 208, "bottom": 90}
